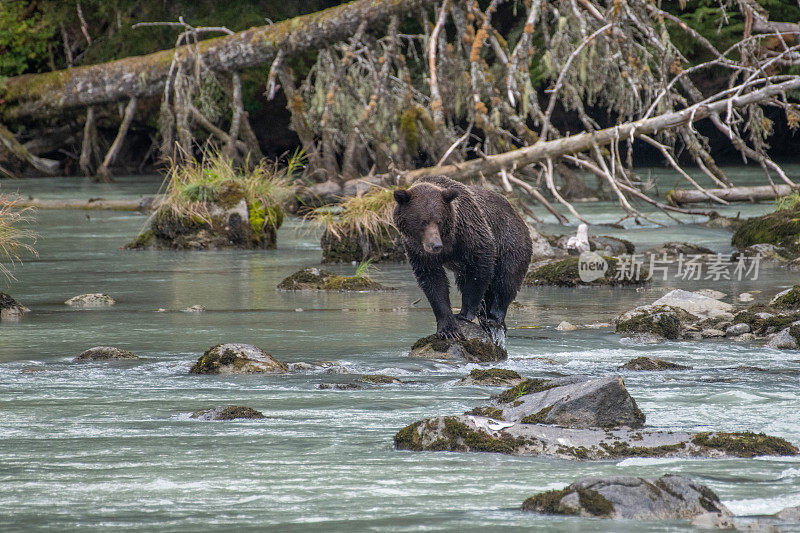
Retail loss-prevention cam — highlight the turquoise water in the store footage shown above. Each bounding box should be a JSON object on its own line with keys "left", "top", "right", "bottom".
{"left": 1, "top": 173, "right": 800, "bottom": 531}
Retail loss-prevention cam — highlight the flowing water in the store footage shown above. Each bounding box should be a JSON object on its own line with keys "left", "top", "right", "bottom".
{"left": 1, "top": 170, "right": 800, "bottom": 531}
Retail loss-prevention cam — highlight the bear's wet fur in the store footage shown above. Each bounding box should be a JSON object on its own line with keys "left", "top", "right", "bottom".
{"left": 394, "top": 175, "right": 532, "bottom": 341}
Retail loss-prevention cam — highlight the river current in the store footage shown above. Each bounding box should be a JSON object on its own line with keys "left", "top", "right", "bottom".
{"left": 1, "top": 170, "right": 799, "bottom": 531}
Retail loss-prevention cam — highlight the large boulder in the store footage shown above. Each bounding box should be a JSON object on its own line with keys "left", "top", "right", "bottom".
{"left": 190, "top": 405, "right": 265, "bottom": 420}
{"left": 74, "top": 346, "right": 139, "bottom": 361}
{"left": 189, "top": 343, "right": 288, "bottom": 374}
{"left": 615, "top": 305, "right": 688, "bottom": 340}
{"left": 522, "top": 475, "right": 730, "bottom": 520}
{"left": 651, "top": 289, "right": 733, "bottom": 321}
{"left": 0, "top": 292, "right": 29, "bottom": 320}
{"left": 320, "top": 225, "right": 406, "bottom": 263}
{"left": 484, "top": 376, "right": 645, "bottom": 429}
{"left": 409, "top": 320, "right": 506, "bottom": 362}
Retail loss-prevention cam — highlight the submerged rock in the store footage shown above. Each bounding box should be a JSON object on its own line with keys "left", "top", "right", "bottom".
{"left": 320, "top": 225, "right": 406, "bottom": 263}
{"left": 74, "top": 346, "right": 139, "bottom": 361}
{"left": 525, "top": 255, "right": 647, "bottom": 287}
{"left": 189, "top": 343, "right": 288, "bottom": 374}
{"left": 644, "top": 241, "right": 715, "bottom": 257}
{"left": 457, "top": 368, "right": 525, "bottom": 387}
{"left": 0, "top": 292, "right": 29, "bottom": 320}
{"left": 522, "top": 474, "right": 730, "bottom": 520}
{"left": 358, "top": 374, "right": 401, "bottom": 384}
{"left": 318, "top": 383, "right": 363, "bottom": 390}
{"left": 277, "top": 267, "right": 388, "bottom": 291}
{"left": 65, "top": 293, "right": 115, "bottom": 307}
{"left": 189, "top": 405, "right": 265, "bottom": 420}
{"left": 619, "top": 357, "right": 691, "bottom": 371}
{"left": 409, "top": 320, "right": 507, "bottom": 362}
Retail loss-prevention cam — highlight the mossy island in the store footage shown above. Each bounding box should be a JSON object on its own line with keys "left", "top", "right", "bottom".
{"left": 732, "top": 198, "right": 800, "bottom": 258}
{"left": 277, "top": 264, "right": 390, "bottom": 292}
{"left": 127, "top": 152, "right": 297, "bottom": 250}
{"left": 525, "top": 255, "right": 648, "bottom": 287}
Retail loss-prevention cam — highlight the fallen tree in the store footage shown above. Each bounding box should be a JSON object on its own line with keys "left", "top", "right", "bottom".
{"left": 667, "top": 184, "right": 798, "bottom": 206}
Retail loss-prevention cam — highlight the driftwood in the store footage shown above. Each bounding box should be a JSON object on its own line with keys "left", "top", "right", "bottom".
{"left": 667, "top": 184, "right": 798, "bottom": 205}
{"left": 0, "top": 123, "right": 60, "bottom": 177}
{"left": 0, "top": 0, "right": 437, "bottom": 121}
{"left": 17, "top": 196, "right": 163, "bottom": 212}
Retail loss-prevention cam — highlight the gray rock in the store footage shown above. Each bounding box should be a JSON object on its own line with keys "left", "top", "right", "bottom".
{"left": 522, "top": 474, "right": 730, "bottom": 520}
{"left": 394, "top": 415, "right": 798, "bottom": 459}
{"left": 287, "top": 362, "right": 316, "bottom": 372}
{"left": 733, "top": 333, "right": 757, "bottom": 342}
{"left": 701, "top": 329, "right": 726, "bottom": 338}
{"left": 619, "top": 357, "right": 691, "bottom": 371}
{"left": 757, "top": 312, "right": 776, "bottom": 320}
{"left": 65, "top": 293, "right": 115, "bottom": 307}
{"left": 74, "top": 346, "right": 139, "bottom": 361}
{"left": 409, "top": 320, "right": 507, "bottom": 362}
{"left": 738, "top": 292, "right": 755, "bottom": 302}
{"left": 323, "top": 365, "right": 350, "bottom": 374}
{"left": 490, "top": 376, "right": 645, "bottom": 428}
{"left": 530, "top": 227, "right": 564, "bottom": 260}
{"left": 615, "top": 305, "right": 688, "bottom": 340}
{"left": 0, "top": 292, "right": 29, "bottom": 320}
{"left": 190, "top": 405, "right": 265, "bottom": 420}
{"left": 182, "top": 304, "right": 206, "bottom": 313}
{"left": 556, "top": 321, "right": 579, "bottom": 331}
{"left": 651, "top": 289, "right": 733, "bottom": 321}
{"left": 726, "top": 323, "right": 752, "bottom": 336}
{"left": 645, "top": 242, "right": 715, "bottom": 257}
{"left": 766, "top": 328, "right": 798, "bottom": 350}
{"left": 695, "top": 289, "right": 727, "bottom": 300}
{"left": 457, "top": 368, "right": 525, "bottom": 387}
{"left": 775, "top": 505, "right": 800, "bottom": 521}
{"left": 189, "top": 343, "right": 288, "bottom": 374}
{"left": 318, "top": 383, "right": 362, "bottom": 390}
{"left": 305, "top": 180, "right": 343, "bottom": 205}
{"left": 743, "top": 243, "right": 788, "bottom": 262}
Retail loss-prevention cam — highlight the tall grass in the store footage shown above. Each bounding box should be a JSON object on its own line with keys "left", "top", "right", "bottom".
{"left": 0, "top": 195, "right": 36, "bottom": 280}
{"left": 160, "top": 150, "right": 301, "bottom": 227}
{"left": 310, "top": 186, "right": 397, "bottom": 239}
{"left": 776, "top": 192, "right": 800, "bottom": 212}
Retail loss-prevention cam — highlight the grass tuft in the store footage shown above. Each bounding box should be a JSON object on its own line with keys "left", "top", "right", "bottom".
{"left": 309, "top": 186, "right": 398, "bottom": 239}
{"left": 0, "top": 195, "right": 37, "bottom": 280}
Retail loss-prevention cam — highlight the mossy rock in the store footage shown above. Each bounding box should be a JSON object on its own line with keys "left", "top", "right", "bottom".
{"left": 525, "top": 256, "right": 647, "bottom": 287}
{"left": 0, "top": 292, "right": 29, "bottom": 320}
{"left": 731, "top": 206, "right": 800, "bottom": 254}
{"left": 691, "top": 432, "right": 798, "bottom": 457}
{"left": 189, "top": 343, "right": 288, "bottom": 374}
{"left": 495, "top": 379, "right": 558, "bottom": 403}
{"left": 74, "top": 346, "right": 139, "bottom": 361}
{"left": 277, "top": 267, "right": 388, "bottom": 291}
{"left": 320, "top": 226, "right": 406, "bottom": 263}
{"left": 615, "top": 306, "right": 685, "bottom": 340}
{"left": 409, "top": 321, "right": 507, "bottom": 362}
{"left": 733, "top": 307, "right": 800, "bottom": 335}
{"left": 457, "top": 368, "right": 524, "bottom": 386}
{"left": 190, "top": 405, "right": 266, "bottom": 420}
{"left": 394, "top": 416, "right": 529, "bottom": 454}
{"left": 465, "top": 406, "right": 506, "bottom": 420}
{"left": 770, "top": 285, "right": 800, "bottom": 310}
{"left": 619, "top": 357, "right": 692, "bottom": 371}
{"left": 358, "top": 374, "right": 401, "bottom": 384}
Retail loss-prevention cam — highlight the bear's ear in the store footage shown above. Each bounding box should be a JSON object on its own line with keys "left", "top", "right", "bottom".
{"left": 394, "top": 189, "right": 412, "bottom": 204}
{"left": 442, "top": 188, "right": 459, "bottom": 203}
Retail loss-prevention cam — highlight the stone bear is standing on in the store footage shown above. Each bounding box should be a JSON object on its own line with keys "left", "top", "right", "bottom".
{"left": 393, "top": 175, "right": 532, "bottom": 342}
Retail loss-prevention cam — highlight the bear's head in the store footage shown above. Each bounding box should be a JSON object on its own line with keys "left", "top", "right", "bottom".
{"left": 393, "top": 183, "right": 458, "bottom": 255}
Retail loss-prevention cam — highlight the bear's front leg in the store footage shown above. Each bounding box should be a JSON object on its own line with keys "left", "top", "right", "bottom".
{"left": 454, "top": 266, "right": 492, "bottom": 323}
{"left": 411, "top": 260, "right": 463, "bottom": 340}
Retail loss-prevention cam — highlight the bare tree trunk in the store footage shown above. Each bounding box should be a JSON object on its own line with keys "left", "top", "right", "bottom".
{"left": 1, "top": 0, "right": 438, "bottom": 121}
{"left": 79, "top": 107, "right": 96, "bottom": 176}
{"left": 667, "top": 184, "right": 797, "bottom": 205}
{"left": 0, "top": 123, "right": 60, "bottom": 176}
{"left": 97, "top": 97, "right": 138, "bottom": 182}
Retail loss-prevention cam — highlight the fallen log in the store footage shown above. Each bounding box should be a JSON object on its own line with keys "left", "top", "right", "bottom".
{"left": 0, "top": 0, "right": 437, "bottom": 121}
{"left": 666, "top": 184, "right": 798, "bottom": 205}
{"left": 17, "top": 196, "right": 163, "bottom": 212}
{"left": 0, "top": 123, "right": 60, "bottom": 176}
{"left": 390, "top": 78, "right": 800, "bottom": 186}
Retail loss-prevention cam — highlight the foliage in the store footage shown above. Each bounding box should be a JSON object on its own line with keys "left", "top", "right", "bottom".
{"left": 310, "top": 187, "right": 397, "bottom": 239}
{"left": 0, "top": 195, "right": 36, "bottom": 280}
{"left": 353, "top": 258, "right": 374, "bottom": 278}
{"left": 776, "top": 193, "right": 800, "bottom": 212}
{"left": 0, "top": 1, "right": 54, "bottom": 77}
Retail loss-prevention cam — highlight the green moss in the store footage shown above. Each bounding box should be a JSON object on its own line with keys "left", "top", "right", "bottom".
{"left": 598, "top": 441, "right": 686, "bottom": 458}
{"left": 466, "top": 407, "right": 506, "bottom": 420}
{"left": 771, "top": 285, "right": 800, "bottom": 310}
{"left": 189, "top": 345, "right": 240, "bottom": 374}
{"left": 199, "top": 406, "right": 266, "bottom": 420}
{"left": 467, "top": 368, "right": 521, "bottom": 382}
{"left": 520, "top": 406, "right": 553, "bottom": 424}
{"left": 615, "top": 308, "right": 682, "bottom": 339}
{"left": 733, "top": 307, "right": 800, "bottom": 334}
{"left": 277, "top": 268, "right": 386, "bottom": 291}
{"left": 393, "top": 421, "right": 424, "bottom": 451}
{"left": 731, "top": 207, "right": 800, "bottom": 252}
{"left": 497, "top": 379, "right": 557, "bottom": 403}
{"left": 125, "top": 229, "right": 155, "bottom": 250}
{"left": 440, "top": 417, "right": 527, "bottom": 454}
{"left": 320, "top": 227, "right": 406, "bottom": 264}
{"left": 691, "top": 432, "right": 798, "bottom": 457}
{"left": 411, "top": 335, "right": 506, "bottom": 362}
{"left": 525, "top": 256, "right": 647, "bottom": 287}
{"left": 522, "top": 488, "right": 576, "bottom": 514}
{"left": 577, "top": 489, "right": 614, "bottom": 517}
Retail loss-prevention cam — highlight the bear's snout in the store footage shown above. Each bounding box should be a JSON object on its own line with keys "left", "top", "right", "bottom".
{"left": 422, "top": 223, "right": 444, "bottom": 254}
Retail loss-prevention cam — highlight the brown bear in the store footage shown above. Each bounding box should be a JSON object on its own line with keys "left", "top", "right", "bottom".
{"left": 393, "top": 175, "right": 532, "bottom": 341}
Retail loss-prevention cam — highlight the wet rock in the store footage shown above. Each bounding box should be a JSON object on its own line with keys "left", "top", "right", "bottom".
{"left": 738, "top": 292, "right": 755, "bottom": 302}
{"left": 318, "top": 382, "right": 362, "bottom": 390}
{"left": 409, "top": 321, "right": 507, "bottom": 362}
{"left": 701, "top": 329, "right": 726, "bottom": 338}
{"left": 769, "top": 285, "right": 800, "bottom": 309}
{"left": 394, "top": 416, "right": 797, "bottom": 459}
{"left": 775, "top": 505, "right": 800, "bottom": 521}
{"left": 766, "top": 328, "right": 799, "bottom": 350}
{"left": 190, "top": 405, "right": 265, "bottom": 420}
{"left": 65, "top": 293, "right": 115, "bottom": 307}
{"left": 619, "top": 357, "right": 691, "bottom": 371}
{"left": 0, "top": 292, "right": 29, "bottom": 320}
{"left": 644, "top": 242, "right": 715, "bottom": 257}
{"left": 522, "top": 474, "right": 730, "bottom": 520}
{"left": 524, "top": 255, "right": 647, "bottom": 287}
{"left": 457, "top": 368, "right": 525, "bottom": 387}
{"left": 703, "top": 214, "right": 742, "bottom": 229}
{"left": 695, "top": 289, "right": 726, "bottom": 300}
{"left": 486, "top": 376, "right": 645, "bottom": 429}
{"left": 556, "top": 321, "right": 579, "bottom": 331}
{"left": 787, "top": 257, "right": 800, "bottom": 271}
{"left": 358, "top": 374, "right": 401, "bottom": 384}
{"left": 287, "top": 362, "right": 316, "bottom": 372}
{"left": 182, "top": 305, "right": 206, "bottom": 313}
{"left": 277, "top": 267, "right": 388, "bottom": 291}
{"left": 726, "top": 323, "right": 751, "bottom": 336}
{"left": 615, "top": 305, "right": 687, "bottom": 340}
{"left": 553, "top": 234, "right": 634, "bottom": 257}
{"left": 530, "top": 227, "right": 565, "bottom": 260}
{"left": 733, "top": 333, "right": 757, "bottom": 342}
{"left": 320, "top": 225, "right": 406, "bottom": 264}
{"left": 323, "top": 365, "right": 349, "bottom": 374}
{"left": 739, "top": 243, "right": 790, "bottom": 262}
{"left": 189, "top": 343, "right": 288, "bottom": 374}
{"left": 74, "top": 346, "right": 139, "bottom": 361}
